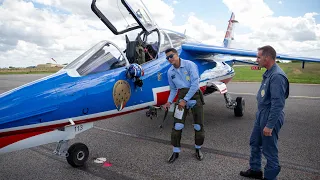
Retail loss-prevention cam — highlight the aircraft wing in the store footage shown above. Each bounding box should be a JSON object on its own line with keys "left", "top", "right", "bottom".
{"left": 181, "top": 43, "right": 320, "bottom": 63}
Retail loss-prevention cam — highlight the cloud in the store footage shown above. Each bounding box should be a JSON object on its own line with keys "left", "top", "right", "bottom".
{"left": 0, "top": 0, "right": 121, "bottom": 67}
{"left": 223, "top": 0, "right": 273, "bottom": 26}
{"left": 278, "top": 1, "right": 282, "bottom": 4}
{"left": 173, "top": 1, "right": 179, "bottom": 5}
{"left": 222, "top": 0, "right": 320, "bottom": 58}
{"left": 170, "top": 15, "right": 224, "bottom": 45}
{"left": 0, "top": 0, "right": 176, "bottom": 67}
{"left": 248, "top": 14, "right": 318, "bottom": 42}
{"left": 0, "top": 0, "right": 319, "bottom": 68}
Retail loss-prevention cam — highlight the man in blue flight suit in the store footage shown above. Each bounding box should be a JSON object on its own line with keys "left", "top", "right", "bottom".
{"left": 162, "top": 48, "right": 205, "bottom": 163}
{"left": 240, "top": 45, "right": 289, "bottom": 180}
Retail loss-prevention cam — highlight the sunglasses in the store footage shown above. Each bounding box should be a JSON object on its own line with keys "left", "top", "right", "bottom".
{"left": 166, "top": 54, "right": 175, "bottom": 60}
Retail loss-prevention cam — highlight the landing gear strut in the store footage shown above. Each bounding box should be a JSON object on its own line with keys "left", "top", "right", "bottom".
{"left": 52, "top": 122, "right": 93, "bottom": 167}
{"left": 54, "top": 140, "right": 89, "bottom": 167}
{"left": 223, "top": 92, "right": 245, "bottom": 117}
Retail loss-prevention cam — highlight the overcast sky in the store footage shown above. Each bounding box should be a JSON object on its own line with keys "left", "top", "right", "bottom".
{"left": 0, "top": 0, "right": 319, "bottom": 68}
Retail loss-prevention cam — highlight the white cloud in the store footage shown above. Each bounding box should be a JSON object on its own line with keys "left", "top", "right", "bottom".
{"left": 0, "top": 0, "right": 147, "bottom": 67}
{"left": 223, "top": 0, "right": 273, "bottom": 26}
{"left": 173, "top": 1, "right": 179, "bottom": 5}
{"left": 222, "top": 0, "right": 320, "bottom": 58}
{"left": 278, "top": 1, "right": 282, "bottom": 4}
{"left": 170, "top": 15, "right": 224, "bottom": 45}
{"left": 0, "top": 0, "right": 319, "bottom": 68}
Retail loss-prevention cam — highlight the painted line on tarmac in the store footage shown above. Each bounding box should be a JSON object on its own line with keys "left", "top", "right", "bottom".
{"left": 228, "top": 92, "right": 320, "bottom": 99}
{"left": 93, "top": 126, "right": 320, "bottom": 175}
{"left": 231, "top": 82, "right": 320, "bottom": 86}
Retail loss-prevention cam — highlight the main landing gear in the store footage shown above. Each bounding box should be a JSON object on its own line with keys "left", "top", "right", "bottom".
{"left": 205, "top": 81, "right": 245, "bottom": 117}
{"left": 224, "top": 92, "right": 245, "bottom": 117}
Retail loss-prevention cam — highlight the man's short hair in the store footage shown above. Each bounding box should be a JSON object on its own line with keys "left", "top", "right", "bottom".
{"left": 258, "top": 45, "right": 277, "bottom": 60}
{"left": 165, "top": 48, "right": 178, "bottom": 54}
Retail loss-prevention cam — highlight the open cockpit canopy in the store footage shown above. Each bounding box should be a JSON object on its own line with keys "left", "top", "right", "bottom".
{"left": 91, "top": 0, "right": 157, "bottom": 35}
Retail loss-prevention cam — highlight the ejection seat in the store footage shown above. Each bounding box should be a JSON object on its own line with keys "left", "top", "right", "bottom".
{"left": 125, "top": 35, "right": 145, "bottom": 65}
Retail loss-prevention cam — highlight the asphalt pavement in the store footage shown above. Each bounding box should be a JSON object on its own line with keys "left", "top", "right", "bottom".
{"left": 0, "top": 74, "right": 319, "bottom": 180}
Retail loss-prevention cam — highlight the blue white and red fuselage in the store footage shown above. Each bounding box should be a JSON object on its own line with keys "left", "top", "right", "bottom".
{"left": 0, "top": 49, "right": 235, "bottom": 153}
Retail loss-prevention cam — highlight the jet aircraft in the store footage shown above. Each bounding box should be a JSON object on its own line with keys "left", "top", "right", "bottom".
{"left": 1, "top": 0, "right": 320, "bottom": 167}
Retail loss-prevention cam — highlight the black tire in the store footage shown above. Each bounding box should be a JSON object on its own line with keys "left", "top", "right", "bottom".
{"left": 66, "top": 143, "right": 89, "bottom": 167}
{"left": 234, "top": 97, "right": 245, "bottom": 117}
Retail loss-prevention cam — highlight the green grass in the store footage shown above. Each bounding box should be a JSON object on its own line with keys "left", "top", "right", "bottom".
{"left": 1, "top": 62, "right": 319, "bottom": 84}
{"left": 232, "top": 63, "right": 320, "bottom": 84}
{"left": 0, "top": 71, "right": 58, "bottom": 75}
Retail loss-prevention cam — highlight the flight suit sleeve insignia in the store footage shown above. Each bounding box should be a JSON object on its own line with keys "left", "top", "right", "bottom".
{"left": 261, "top": 89, "right": 265, "bottom": 97}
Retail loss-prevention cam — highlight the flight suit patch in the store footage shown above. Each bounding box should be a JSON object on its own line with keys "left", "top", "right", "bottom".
{"left": 261, "top": 89, "right": 265, "bottom": 97}
{"left": 186, "top": 76, "right": 190, "bottom": 81}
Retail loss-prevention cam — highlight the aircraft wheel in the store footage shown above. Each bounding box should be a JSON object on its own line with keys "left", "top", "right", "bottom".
{"left": 234, "top": 97, "right": 245, "bottom": 117}
{"left": 66, "top": 143, "right": 89, "bottom": 167}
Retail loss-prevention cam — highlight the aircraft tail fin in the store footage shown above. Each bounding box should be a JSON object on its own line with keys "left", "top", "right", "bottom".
{"left": 223, "top": 12, "right": 238, "bottom": 48}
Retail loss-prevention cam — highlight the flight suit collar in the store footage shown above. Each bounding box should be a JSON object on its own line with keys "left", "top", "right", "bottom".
{"left": 171, "top": 58, "right": 185, "bottom": 70}
{"left": 180, "top": 58, "right": 185, "bottom": 68}
{"left": 263, "top": 63, "right": 277, "bottom": 78}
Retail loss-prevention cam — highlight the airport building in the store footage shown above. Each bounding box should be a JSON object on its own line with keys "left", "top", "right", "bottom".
{"left": 36, "top": 63, "right": 64, "bottom": 68}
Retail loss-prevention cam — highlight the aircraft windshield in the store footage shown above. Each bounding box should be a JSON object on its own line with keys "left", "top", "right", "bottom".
{"left": 163, "top": 30, "right": 187, "bottom": 49}
{"left": 64, "top": 41, "right": 106, "bottom": 70}
{"left": 93, "top": 0, "right": 157, "bottom": 35}
{"left": 160, "top": 29, "right": 201, "bottom": 50}
{"left": 64, "top": 41, "right": 127, "bottom": 76}
{"left": 159, "top": 30, "right": 171, "bottom": 53}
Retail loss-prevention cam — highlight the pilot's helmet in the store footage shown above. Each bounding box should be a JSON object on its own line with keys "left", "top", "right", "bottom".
{"left": 127, "top": 63, "right": 144, "bottom": 78}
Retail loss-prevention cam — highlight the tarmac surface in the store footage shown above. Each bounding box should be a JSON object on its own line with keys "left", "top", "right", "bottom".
{"left": 0, "top": 74, "right": 320, "bottom": 180}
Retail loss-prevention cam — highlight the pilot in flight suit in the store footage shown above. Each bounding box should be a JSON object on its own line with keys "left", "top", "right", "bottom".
{"left": 162, "top": 48, "right": 205, "bottom": 163}
{"left": 240, "top": 45, "right": 289, "bottom": 180}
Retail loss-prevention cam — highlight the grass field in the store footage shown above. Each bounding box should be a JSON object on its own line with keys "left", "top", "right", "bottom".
{"left": 0, "top": 67, "right": 62, "bottom": 75}
{"left": 232, "top": 62, "right": 320, "bottom": 84}
{"left": 0, "top": 62, "right": 319, "bottom": 84}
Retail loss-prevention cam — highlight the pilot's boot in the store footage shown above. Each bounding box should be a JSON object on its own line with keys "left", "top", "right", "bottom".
{"left": 195, "top": 148, "right": 203, "bottom": 161}
{"left": 168, "top": 152, "right": 179, "bottom": 163}
{"left": 240, "top": 169, "right": 263, "bottom": 179}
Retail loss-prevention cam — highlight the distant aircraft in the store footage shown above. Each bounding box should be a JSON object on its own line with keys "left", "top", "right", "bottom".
{"left": 1, "top": 0, "right": 319, "bottom": 167}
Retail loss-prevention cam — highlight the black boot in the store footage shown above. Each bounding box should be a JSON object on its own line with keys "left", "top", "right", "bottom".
{"left": 240, "top": 169, "right": 263, "bottom": 179}
{"left": 168, "top": 152, "right": 179, "bottom": 163}
{"left": 195, "top": 149, "right": 203, "bottom": 161}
